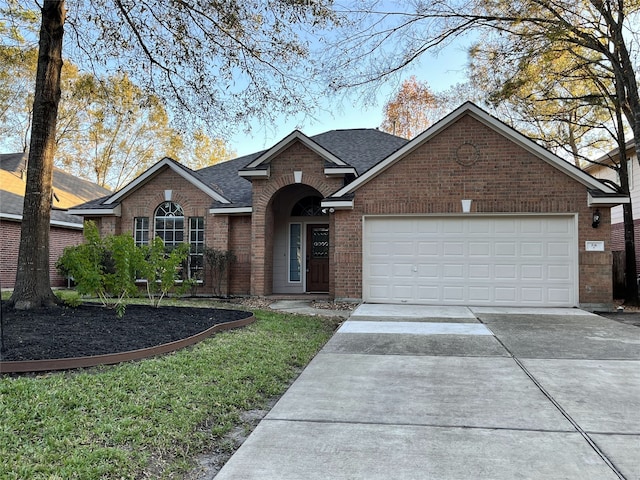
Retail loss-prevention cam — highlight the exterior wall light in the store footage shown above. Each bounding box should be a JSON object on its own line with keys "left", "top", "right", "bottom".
{"left": 592, "top": 209, "right": 601, "bottom": 228}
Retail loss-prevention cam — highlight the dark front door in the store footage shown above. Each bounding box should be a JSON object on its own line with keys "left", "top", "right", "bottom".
{"left": 306, "top": 224, "right": 329, "bottom": 292}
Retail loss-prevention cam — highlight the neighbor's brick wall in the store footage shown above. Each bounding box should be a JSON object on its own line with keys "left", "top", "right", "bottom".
{"left": 248, "top": 142, "right": 344, "bottom": 296}
{"left": 333, "top": 114, "right": 612, "bottom": 306}
{"left": 611, "top": 219, "right": 640, "bottom": 275}
{"left": 1, "top": 219, "right": 84, "bottom": 288}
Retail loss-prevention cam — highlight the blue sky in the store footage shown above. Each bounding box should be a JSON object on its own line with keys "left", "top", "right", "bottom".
{"left": 228, "top": 40, "right": 473, "bottom": 158}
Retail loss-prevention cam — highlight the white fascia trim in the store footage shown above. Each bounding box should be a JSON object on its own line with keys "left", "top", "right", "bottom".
{"left": 320, "top": 199, "right": 354, "bottom": 209}
{"left": 51, "top": 220, "right": 84, "bottom": 229}
{"left": 209, "top": 206, "right": 253, "bottom": 215}
{"left": 0, "top": 213, "right": 83, "bottom": 229}
{"left": 324, "top": 167, "right": 357, "bottom": 176}
{"left": 587, "top": 192, "right": 630, "bottom": 207}
{"left": 331, "top": 102, "right": 618, "bottom": 198}
{"left": 107, "top": 158, "right": 231, "bottom": 204}
{"left": 243, "top": 130, "right": 347, "bottom": 169}
{"left": 68, "top": 204, "right": 122, "bottom": 217}
{"left": 238, "top": 167, "right": 270, "bottom": 178}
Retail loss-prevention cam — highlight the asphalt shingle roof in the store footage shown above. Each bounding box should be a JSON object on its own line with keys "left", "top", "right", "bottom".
{"left": 311, "top": 129, "right": 408, "bottom": 175}
{"left": 70, "top": 128, "right": 408, "bottom": 210}
{"left": 0, "top": 153, "right": 111, "bottom": 224}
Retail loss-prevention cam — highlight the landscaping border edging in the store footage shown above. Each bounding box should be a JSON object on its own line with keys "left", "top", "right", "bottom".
{"left": 0, "top": 313, "right": 255, "bottom": 374}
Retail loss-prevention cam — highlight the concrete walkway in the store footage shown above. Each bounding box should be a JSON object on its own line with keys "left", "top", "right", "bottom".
{"left": 215, "top": 304, "right": 640, "bottom": 479}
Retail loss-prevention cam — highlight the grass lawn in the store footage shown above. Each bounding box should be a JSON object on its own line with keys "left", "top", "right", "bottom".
{"left": 0, "top": 301, "right": 340, "bottom": 479}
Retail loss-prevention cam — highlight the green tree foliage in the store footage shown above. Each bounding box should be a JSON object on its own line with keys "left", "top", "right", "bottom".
{"left": 0, "top": 50, "right": 236, "bottom": 189}
{"left": 57, "top": 222, "right": 192, "bottom": 314}
{"left": 56, "top": 221, "right": 142, "bottom": 316}
{"left": 6, "top": 0, "right": 335, "bottom": 309}
{"left": 138, "top": 238, "right": 192, "bottom": 308}
{"left": 467, "top": 22, "right": 623, "bottom": 167}
{"left": 327, "top": 1, "right": 639, "bottom": 154}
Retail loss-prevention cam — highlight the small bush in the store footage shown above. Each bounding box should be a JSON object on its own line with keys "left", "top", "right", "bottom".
{"left": 204, "top": 248, "right": 236, "bottom": 296}
{"left": 56, "top": 222, "right": 191, "bottom": 315}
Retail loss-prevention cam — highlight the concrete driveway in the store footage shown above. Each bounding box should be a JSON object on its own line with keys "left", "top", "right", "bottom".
{"left": 214, "top": 305, "right": 640, "bottom": 480}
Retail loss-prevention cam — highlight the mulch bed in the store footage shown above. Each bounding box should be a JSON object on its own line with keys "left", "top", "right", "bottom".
{"left": 0, "top": 303, "right": 250, "bottom": 362}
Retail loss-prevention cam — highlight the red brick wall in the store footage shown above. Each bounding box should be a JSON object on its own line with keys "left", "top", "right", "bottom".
{"left": 91, "top": 167, "right": 227, "bottom": 294}
{"left": 1, "top": 219, "right": 84, "bottom": 289}
{"left": 229, "top": 215, "right": 251, "bottom": 295}
{"left": 248, "top": 142, "right": 344, "bottom": 295}
{"left": 611, "top": 220, "right": 640, "bottom": 274}
{"left": 333, "top": 114, "right": 612, "bottom": 306}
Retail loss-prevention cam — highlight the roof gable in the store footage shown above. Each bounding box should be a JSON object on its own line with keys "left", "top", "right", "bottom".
{"left": 330, "top": 102, "right": 619, "bottom": 198}
{"left": 105, "top": 157, "right": 231, "bottom": 205}
{"left": 239, "top": 130, "right": 348, "bottom": 178}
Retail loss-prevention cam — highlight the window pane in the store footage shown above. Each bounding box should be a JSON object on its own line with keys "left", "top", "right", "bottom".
{"left": 134, "top": 217, "right": 150, "bottom": 246}
{"left": 289, "top": 223, "right": 301, "bottom": 282}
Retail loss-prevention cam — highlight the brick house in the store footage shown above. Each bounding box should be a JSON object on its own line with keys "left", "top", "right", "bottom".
{"left": 584, "top": 140, "right": 637, "bottom": 269}
{"left": 0, "top": 153, "right": 111, "bottom": 288}
{"left": 70, "top": 103, "right": 627, "bottom": 310}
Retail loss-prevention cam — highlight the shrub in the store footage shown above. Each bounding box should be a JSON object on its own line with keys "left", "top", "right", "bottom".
{"left": 57, "top": 223, "right": 196, "bottom": 314}
{"left": 138, "top": 238, "right": 192, "bottom": 307}
{"left": 204, "top": 248, "right": 236, "bottom": 296}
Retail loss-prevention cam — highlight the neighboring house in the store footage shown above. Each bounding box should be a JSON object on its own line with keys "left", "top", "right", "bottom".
{"left": 0, "top": 153, "right": 111, "bottom": 289}
{"left": 70, "top": 103, "right": 627, "bottom": 310}
{"left": 584, "top": 139, "right": 638, "bottom": 271}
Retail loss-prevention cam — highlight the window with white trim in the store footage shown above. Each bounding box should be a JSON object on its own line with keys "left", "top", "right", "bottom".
{"left": 189, "top": 217, "right": 205, "bottom": 282}
{"left": 155, "top": 202, "right": 184, "bottom": 250}
{"left": 134, "top": 217, "right": 149, "bottom": 246}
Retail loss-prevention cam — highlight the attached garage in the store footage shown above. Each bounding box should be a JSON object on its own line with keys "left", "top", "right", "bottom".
{"left": 363, "top": 215, "right": 578, "bottom": 307}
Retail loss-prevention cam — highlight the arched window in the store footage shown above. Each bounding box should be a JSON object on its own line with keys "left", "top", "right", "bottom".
{"left": 291, "top": 196, "right": 326, "bottom": 216}
{"left": 154, "top": 202, "right": 184, "bottom": 249}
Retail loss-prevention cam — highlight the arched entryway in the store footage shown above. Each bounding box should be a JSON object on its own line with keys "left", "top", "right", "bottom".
{"left": 269, "top": 184, "right": 329, "bottom": 294}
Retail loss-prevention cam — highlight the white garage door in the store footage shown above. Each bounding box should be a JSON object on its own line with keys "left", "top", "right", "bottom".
{"left": 363, "top": 216, "right": 578, "bottom": 307}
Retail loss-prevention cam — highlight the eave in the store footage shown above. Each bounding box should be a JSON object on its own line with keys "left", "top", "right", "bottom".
{"left": 68, "top": 204, "right": 122, "bottom": 217}
{"left": 209, "top": 206, "right": 253, "bottom": 215}
{"left": 587, "top": 191, "right": 630, "bottom": 208}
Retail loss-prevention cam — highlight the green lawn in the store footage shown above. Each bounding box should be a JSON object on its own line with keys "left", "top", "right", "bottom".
{"left": 0, "top": 305, "right": 340, "bottom": 479}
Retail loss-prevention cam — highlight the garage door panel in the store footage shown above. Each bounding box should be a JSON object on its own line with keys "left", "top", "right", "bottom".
{"left": 468, "top": 286, "right": 491, "bottom": 301}
{"left": 393, "top": 241, "right": 414, "bottom": 255}
{"left": 369, "top": 241, "right": 390, "bottom": 256}
{"left": 495, "top": 264, "right": 517, "bottom": 279}
{"left": 393, "top": 263, "right": 414, "bottom": 277}
{"left": 548, "top": 265, "right": 571, "bottom": 280}
{"left": 417, "top": 264, "right": 439, "bottom": 278}
{"left": 417, "top": 285, "right": 439, "bottom": 301}
{"left": 521, "top": 288, "right": 543, "bottom": 302}
{"left": 548, "top": 242, "right": 570, "bottom": 256}
{"left": 521, "top": 265, "right": 543, "bottom": 280}
{"left": 469, "top": 242, "right": 491, "bottom": 256}
{"left": 418, "top": 241, "right": 438, "bottom": 255}
{"left": 521, "top": 242, "right": 543, "bottom": 256}
{"left": 495, "top": 242, "right": 517, "bottom": 256}
{"left": 468, "top": 264, "right": 490, "bottom": 279}
{"left": 443, "top": 264, "right": 464, "bottom": 279}
{"left": 363, "top": 216, "right": 577, "bottom": 307}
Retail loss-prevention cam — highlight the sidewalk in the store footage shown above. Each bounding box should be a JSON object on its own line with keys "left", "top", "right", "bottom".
{"left": 213, "top": 304, "right": 640, "bottom": 479}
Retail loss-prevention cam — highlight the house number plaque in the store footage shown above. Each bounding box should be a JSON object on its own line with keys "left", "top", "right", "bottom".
{"left": 585, "top": 241, "right": 605, "bottom": 252}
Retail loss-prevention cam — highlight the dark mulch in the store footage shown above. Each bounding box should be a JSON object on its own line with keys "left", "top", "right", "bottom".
{"left": 0, "top": 303, "right": 251, "bottom": 362}
{"left": 598, "top": 311, "right": 640, "bottom": 328}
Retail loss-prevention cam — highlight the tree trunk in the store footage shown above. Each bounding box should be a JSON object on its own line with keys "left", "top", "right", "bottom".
{"left": 9, "top": 1, "right": 66, "bottom": 310}
{"left": 615, "top": 127, "right": 639, "bottom": 304}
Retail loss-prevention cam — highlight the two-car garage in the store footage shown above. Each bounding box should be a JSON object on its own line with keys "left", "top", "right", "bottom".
{"left": 363, "top": 215, "right": 578, "bottom": 307}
